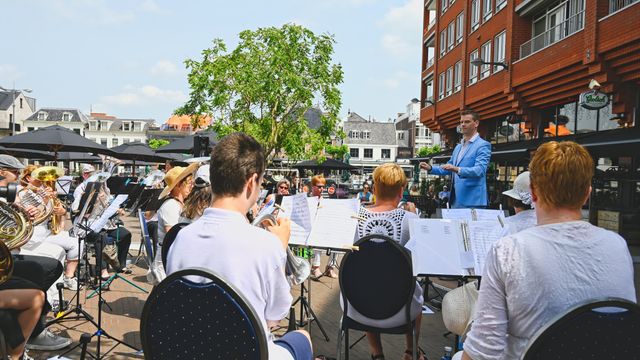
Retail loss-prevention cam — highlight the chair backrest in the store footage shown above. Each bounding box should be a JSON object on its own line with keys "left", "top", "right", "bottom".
{"left": 161, "top": 222, "right": 189, "bottom": 270}
{"left": 339, "top": 234, "right": 414, "bottom": 320}
{"left": 140, "top": 267, "right": 268, "bottom": 360}
{"left": 522, "top": 297, "right": 640, "bottom": 360}
{"left": 137, "top": 210, "right": 154, "bottom": 261}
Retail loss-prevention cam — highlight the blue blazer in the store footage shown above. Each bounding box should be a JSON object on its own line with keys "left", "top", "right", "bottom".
{"left": 430, "top": 136, "right": 491, "bottom": 208}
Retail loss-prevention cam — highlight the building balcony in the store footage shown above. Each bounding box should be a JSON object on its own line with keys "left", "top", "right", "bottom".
{"left": 519, "top": 11, "right": 584, "bottom": 59}
{"left": 426, "top": 57, "right": 435, "bottom": 69}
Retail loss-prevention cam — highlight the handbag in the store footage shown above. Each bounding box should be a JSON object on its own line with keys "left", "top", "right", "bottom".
{"left": 442, "top": 280, "right": 479, "bottom": 336}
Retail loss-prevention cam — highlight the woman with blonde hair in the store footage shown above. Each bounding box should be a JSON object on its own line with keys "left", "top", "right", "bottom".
{"left": 352, "top": 163, "right": 424, "bottom": 360}
{"left": 461, "top": 141, "right": 635, "bottom": 360}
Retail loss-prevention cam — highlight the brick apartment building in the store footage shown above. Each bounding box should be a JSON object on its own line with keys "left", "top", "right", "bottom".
{"left": 420, "top": 0, "right": 640, "bottom": 243}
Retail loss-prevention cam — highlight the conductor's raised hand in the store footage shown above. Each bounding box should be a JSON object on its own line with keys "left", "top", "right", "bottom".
{"left": 441, "top": 164, "right": 460, "bottom": 173}
{"left": 266, "top": 217, "right": 291, "bottom": 249}
{"left": 419, "top": 162, "right": 432, "bottom": 171}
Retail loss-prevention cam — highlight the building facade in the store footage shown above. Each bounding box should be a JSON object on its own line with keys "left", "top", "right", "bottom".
{"left": 396, "top": 98, "right": 443, "bottom": 159}
{"left": 341, "top": 112, "right": 398, "bottom": 175}
{"left": 23, "top": 108, "right": 88, "bottom": 136}
{"left": 0, "top": 90, "right": 36, "bottom": 136}
{"left": 85, "top": 112, "right": 156, "bottom": 148}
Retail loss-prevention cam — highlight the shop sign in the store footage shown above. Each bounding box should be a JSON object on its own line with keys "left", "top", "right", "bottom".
{"left": 579, "top": 90, "right": 609, "bottom": 110}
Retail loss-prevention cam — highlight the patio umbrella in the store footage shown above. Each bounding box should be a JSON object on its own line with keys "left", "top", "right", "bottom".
{"left": 0, "top": 125, "right": 114, "bottom": 159}
{"left": 56, "top": 152, "right": 102, "bottom": 163}
{"left": 0, "top": 146, "right": 54, "bottom": 160}
{"left": 156, "top": 131, "right": 218, "bottom": 154}
{"left": 111, "top": 142, "right": 172, "bottom": 176}
{"left": 293, "top": 158, "right": 356, "bottom": 171}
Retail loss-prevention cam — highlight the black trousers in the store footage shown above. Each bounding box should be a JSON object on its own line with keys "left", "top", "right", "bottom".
{"left": 90, "top": 227, "right": 132, "bottom": 272}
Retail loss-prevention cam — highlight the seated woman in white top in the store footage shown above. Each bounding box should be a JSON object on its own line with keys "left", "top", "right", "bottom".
{"left": 501, "top": 171, "right": 536, "bottom": 236}
{"left": 461, "top": 141, "right": 636, "bottom": 360}
{"left": 351, "top": 163, "right": 425, "bottom": 360}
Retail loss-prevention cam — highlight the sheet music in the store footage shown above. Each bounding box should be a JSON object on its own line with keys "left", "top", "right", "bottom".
{"left": 474, "top": 209, "right": 506, "bottom": 224}
{"left": 89, "top": 195, "right": 128, "bottom": 232}
{"left": 406, "top": 219, "right": 470, "bottom": 276}
{"left": 441, "top": 208, "right": 473, "bottom": 221}
{"left": 467, "top": 220, "right": 504, "bottom": 275}
{"left": 306, "top": 198, "right": 359, "bottom": 249}
{"left": 278, "top": 193, "right": 313, "bottom": 246}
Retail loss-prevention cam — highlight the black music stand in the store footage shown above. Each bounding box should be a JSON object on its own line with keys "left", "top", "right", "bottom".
{"left": 132, "top": 188, "right": 163, "bottom": 266}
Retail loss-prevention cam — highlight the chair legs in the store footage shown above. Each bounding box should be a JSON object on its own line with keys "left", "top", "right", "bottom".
{"left": 336, "top": 328, "right": 344, "bottom": 360}
{"left": 344, "top": 328, "right": 349, "bottom": 360}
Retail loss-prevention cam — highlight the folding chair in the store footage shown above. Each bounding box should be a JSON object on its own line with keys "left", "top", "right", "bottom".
{"left": 161, "top": 222, "right": 189, "bottom": 270}
{"left": 134, "top": 209, "right": 154, "bottom": 267}
{"left": 140, "top": 267, "right": 269, "bottom": 359}
{"left": 522, "top": 297, "right": 640, "bottom": 359}
{"left": 337, "top": 234, "right": 418, "bottom": 360}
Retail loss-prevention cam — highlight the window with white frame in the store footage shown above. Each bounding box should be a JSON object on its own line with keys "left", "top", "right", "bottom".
{"left": 364, "top": 148, "right": 373, "bottom": 158}
{"left": 483, "top": 0, "right": 493, "bottom": 21}
{"left": 363, "top": 130, "right": 371, "bottom": 140}
{"left": 381, "top": 149, "right": 391, "bottom": 159}
{"left": 493, "top": 31, "right": 506, "bottom": 73}
{"left": 100, "top": 121, "right": 109, "bottom": 130}
{"left": 62, "top": 113, "right": 71, "bottom": 121}
{"left": 456, "top": 12, "right": 464, "bottom": 44}
{"left": 112, "top": 138, "right": 119, "bottom": 147}
{"left": 100, "top": 138, "right": 108, "bottom": 146}
{"left": 447, "top": 22, "right": 455, "bottom": 50}
{"left": 439, "top": 72, "right": 446, "bottom": 99}
{"left": 480, "top": 41, "right": 492, "bottom": 79}
{"left": 398, "top": 132, "right": 405, "bottom": 140}
{"left": 446, "top": 67, "right": 453, "bottom": 96}
{"left": 350, "top": 148, "right": 359, "bottom": 158}
{"left": 123, "top": 122, "right": 131, "bottom": 131}
{"left": 440, "top": 31, "right": 447, "bottom": 57}
{"left": 454, "top": 61, "right": 462, "bottom": 92}
{"left": 123, "top": 138, "right": 131, "bottom": 144}
{"left": 37, "top": 112, "right": 47, "bottom": 121}
{"left": 496, "top": 0, "right": 507, "bottom": 11}
{"left": 89, "top": 121, "right": 97, "bottom": 131}
{"left": 469, "top": 50, "right": 479, "bottom": 84}
{"left": 441, "top": 0, "right": 447, "bottom": 14}
{"left": 471, "top": 0, "right": 480, "bottom": 31}
{"left": 133, "top": 122, "right": 142, "bottom": 132}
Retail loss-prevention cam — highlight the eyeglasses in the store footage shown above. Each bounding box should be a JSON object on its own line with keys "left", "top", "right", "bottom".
{"left": 314, "top": 185, "right": 325, "bottom": 189}
{"left": 279, "top": 185, "right": 289, "bottom": 190}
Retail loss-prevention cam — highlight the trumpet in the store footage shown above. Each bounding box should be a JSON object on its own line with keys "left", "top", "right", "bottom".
{"left": 252, "top": 208, "right": 311, "bottom": 286}
{"left": 31, "top": 166, "right": 65, "bottom": 234}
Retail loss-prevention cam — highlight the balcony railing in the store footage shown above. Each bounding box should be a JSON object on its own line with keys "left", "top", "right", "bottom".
{"left": 422, "top": 97, "right": 434, "bottom": 108}
{"left": 609, "top": 0, "right": 638, "bottom": 13}
{"left": 427, "top": 57, "right": 434, "bottom": 69}
{"left": 519, "top": 11, "right": 584, "bottom": 59}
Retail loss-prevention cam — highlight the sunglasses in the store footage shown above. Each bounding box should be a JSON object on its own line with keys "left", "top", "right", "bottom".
{"left": 279, "top": 185, "right": 289, "bottom": 190}
{"left": 314, "top": 185, "right": 325, "bottom": 189}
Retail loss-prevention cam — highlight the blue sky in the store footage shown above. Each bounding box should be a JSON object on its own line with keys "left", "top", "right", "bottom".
{"left": 1, "top": 0, "right": 422, "bottom": 124}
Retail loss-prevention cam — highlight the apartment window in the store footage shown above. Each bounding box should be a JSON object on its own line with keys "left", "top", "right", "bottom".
{"left": 37, "top": 112, "right": 47, "bottom": 121}
{"left": 447, "top": 22, "right": 455, "bottom": 50}
{"left": 483, "top": 0, "right": 493, "bottom": 21}
{"left": 441, "top": 0, "right": 447, "bottom": 14}
{"left": 480, "top": 41, "right": 492, "bottom": 79}
{"left": 440, "top": 31, "right": 447, "bottom": 57}
{"left": 381, "top": 149, "right": 391, "bottom": 159}
{"left": 446, "top": 67, "right": 453, "bottom": 96}
{"left": 364, "top": 148, "right": 373, "bottom": 158}
{"left": 101, "top": 121, "right": 110, "bottom": 130}
{"left": 112, "top": 138, "right": 119, "bottom": 147}
{"left": 363, "top": 130, "right": 371, "bottom": 140}
{"left": 398, "top": 132, "right": 405, "bottom": 140}
{"left": 471, "top": 0, "right": 480, "bottom": 31}
{"left": 469, "top": 50, "right": 479, "bottom": 84}
{"left": 62, "top": 113, "right": 71, "bottom": 121}
{"left": 496, "top": 0, "right": 507, "bottom": 11}
{"left": 439, "top": 72, "right": 446, "bottom": 99}
{"left": 133, "top": 122, "right": 142, "bottom": 132}
{"left": 350, "top": 148, "right": 359, "bottom": 158}
{"left": 123, "top": 138, "right": 130, "bottom": 144}
{"left": 494, "top": 31, "right": 506, "bottom": 73}
{"left": 122, "top": 122, "right": 131, "bottom": 131}
{"left": 19, "top": 98, "right": 23, "bottom": 109}
{"left": 456, "top": 12, "right": 464, "bottom": 44}
{"left": 454, "top": 61, "right": 462, "bottom": 92}
{"left": 100, "top": 138, "right": 108, "bottom": 146}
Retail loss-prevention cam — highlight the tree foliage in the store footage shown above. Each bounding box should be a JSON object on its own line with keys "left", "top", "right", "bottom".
{"left": 325, "top": 144, "right": 349, "bottom": 161}
{"left": 148, "top": 138, "right": 170, "bottom": 150}
{"left": 417, "top": 144, "right": 442, "bottom": 158}
{"left": 176, "top": 24, "right": 344, "bottom": 161}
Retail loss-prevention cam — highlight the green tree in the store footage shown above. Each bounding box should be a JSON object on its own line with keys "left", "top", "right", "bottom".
{"left": 325, "top": 144, "right": 349, "bottom": 161}
{"left": 148, "top": 138, "right": 170, "bottom": 150}
{"left": 417, "top": 144, "right": 442, "bottom": 158}
{"left": 176, "top": 24, "right": 344, "bottom": 162}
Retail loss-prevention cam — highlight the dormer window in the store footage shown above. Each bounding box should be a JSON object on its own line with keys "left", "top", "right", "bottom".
{"left": 100, "top": 121, "right": 110, "bottom": 130}
{"left": 133, "top": 122, "right": 142, "bottom": 132}
{"left": 38, "top": 112, "right": 47, "bottom": 121}
{"left": 62, "top": 112, "right": 72, "bottom": 121}
{"left": 122, "top": 122, "right": 131, "bottom": 131}
{"left": 89, "top": 121, "right": 97, "bottom": 131}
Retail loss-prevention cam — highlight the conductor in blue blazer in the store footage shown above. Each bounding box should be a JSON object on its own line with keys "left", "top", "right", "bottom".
{"left": 420, "top": 110, "right": 491, "bottom": 208}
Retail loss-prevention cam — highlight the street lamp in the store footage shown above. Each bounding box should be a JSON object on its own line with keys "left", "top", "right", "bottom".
{"left": 0, "top": 84, "right": 32, "bottom": 135}
{"left": 423, "top": 99, "right": 435, "bottom": 107}
{"left": 470, "top": 58, "right": 509, "bottom": 70}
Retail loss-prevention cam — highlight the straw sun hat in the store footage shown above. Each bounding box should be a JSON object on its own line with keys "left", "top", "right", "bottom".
{"left": 158, "top": 162, "right": 199, "bottom": 199}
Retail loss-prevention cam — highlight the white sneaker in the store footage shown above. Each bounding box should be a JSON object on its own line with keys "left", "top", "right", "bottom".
{"left": 26, "top": 329, "right": 72, "bottom": 351}
{"left": 62, "top": 276, "right": 78, "bottom": 291}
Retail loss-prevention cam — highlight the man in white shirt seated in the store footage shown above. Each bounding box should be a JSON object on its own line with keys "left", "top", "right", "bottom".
{"left": 166, "top": 132, "right": 314, "bottom": 360}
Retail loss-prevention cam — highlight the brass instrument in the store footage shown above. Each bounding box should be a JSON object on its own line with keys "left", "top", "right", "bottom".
{"left": 31, "top": 166, "right": 65, "bottom": 234}
{"left": 252, "top": 208, "right": 311, "bottom": 286}
{"left": 18, "top": 185, "right": 54, "bottom": 226}
{"left": 0, "top": 201, "right": 34, "bottom": 285}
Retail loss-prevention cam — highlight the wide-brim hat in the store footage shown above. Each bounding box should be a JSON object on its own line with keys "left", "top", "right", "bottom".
{"left": 159, "top": 162, "right": 199, "bottom": 199}
{"left": 502, "top": 171, "right": 532, "bottom": 203}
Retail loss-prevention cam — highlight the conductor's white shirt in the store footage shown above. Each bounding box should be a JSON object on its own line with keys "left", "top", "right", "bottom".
{"left": 166, "top": 207, "right": 293, "bottom": 360}
{"left": 464, "top": 220, "right": 636, "bottom": 360}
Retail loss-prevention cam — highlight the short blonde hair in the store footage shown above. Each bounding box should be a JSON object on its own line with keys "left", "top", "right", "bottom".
{"left": 311, "top": 175, "right": 326, "bottom": 186}
{"left": 372, "top": 163, "right": 407, "bottom": 200}
{"left": 529, "top": 141, "right": 593, "bottom": 209}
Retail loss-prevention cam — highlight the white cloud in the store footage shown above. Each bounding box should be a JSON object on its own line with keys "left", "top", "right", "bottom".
{"left": 149, "top": 60, "right": 178, "bottom": 76}
{"left": 0, "top": 64, "right": 23, "bottom": 83}
{"left": 101, "top": 85, "right": 187, "bottom": 107}
{"left": 379, "top": 0, "right": 422, "bottom": 58}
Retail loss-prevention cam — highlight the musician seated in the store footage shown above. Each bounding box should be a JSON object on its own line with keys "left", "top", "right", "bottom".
{"left": 167, "top": 133, "right": 314, "bottom": 360}
{"left": 500, "top": 171, "right": 536, "bottom": 236}
{"left": 461, "top": 142, "right": 636, "bottom": 360}
{"left": 0, "top": 278, "right": 45, "bottom": 360}
{"left": 178, "top": 164, "right": 211, "bottom": 224}
{"left": 352, "top": 163, "right": 425, "bottom": 360}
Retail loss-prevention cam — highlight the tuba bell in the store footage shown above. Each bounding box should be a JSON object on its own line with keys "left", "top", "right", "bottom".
{"left": 252, "top": 210, "right": 311, "bottom": 286}
{"left": 0, "top": 201, "right": 34, "bottom": 285}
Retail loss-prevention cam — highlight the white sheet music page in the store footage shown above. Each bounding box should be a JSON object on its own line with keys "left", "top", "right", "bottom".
{"left": 407, "top": 219, "right": 468, "bottom": 276}
{"left": 441, "top": 208, "right": 473, "bottom": 221}
{"left": 307, "top": 198, "right": 359, "bottom": 249}
{"left": 89, "top": 194, "right": 128, "bottom": 232}
{"left": 467, "top": 220, "right": 504, "bottom": 275}
{"left": 278, "top": 193, "right": 313, "bottom": 246}
{"left": 474, "top": 209, "right": 506, "bottom": 224}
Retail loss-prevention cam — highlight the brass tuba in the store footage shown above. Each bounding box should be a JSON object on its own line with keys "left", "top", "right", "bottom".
{"left": 30, "top": 166, "right": 65, "bottom": 234}
{"left": 0, "top": 201, "right": 34, "bottom": 285}
{"left": 252, "top": 209, "right": 311, "bottom": 286}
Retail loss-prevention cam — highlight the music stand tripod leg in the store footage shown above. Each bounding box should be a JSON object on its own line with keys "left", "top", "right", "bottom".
{"left": 297, "top": 281, "right": 330, "bottom": 342}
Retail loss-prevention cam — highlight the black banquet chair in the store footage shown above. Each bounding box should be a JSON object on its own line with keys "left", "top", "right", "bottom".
{"left": 160, "top": 222, "right": 189, "bottom": 270}
{"left": 522, "top": 297, "right": 640, "bottom": 359}
{"left": 337, "top": 234, "right": 418, "bottom": 360}
{"left": 140, "top": 267, "right": 269, "bottom": 360}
